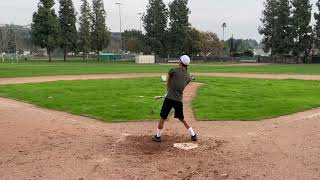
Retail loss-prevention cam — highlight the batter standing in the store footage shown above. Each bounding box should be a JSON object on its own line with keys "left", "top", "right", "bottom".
{"left": 153, "top": 55, "right": 197, "bottom": 142}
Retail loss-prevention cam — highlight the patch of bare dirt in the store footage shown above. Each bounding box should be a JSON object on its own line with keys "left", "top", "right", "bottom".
{"left": 0, "top": 78, "right": 320, "bottom": 179}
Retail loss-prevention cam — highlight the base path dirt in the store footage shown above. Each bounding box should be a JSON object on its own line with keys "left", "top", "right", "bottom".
{"left": 1, "top": 80, "right": 320, "bottom": 179}
{"left": 1, "top": 72, "right": 320, "bottom": 85}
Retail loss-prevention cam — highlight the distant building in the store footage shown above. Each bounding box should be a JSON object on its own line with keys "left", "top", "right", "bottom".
{"left": 253, "top": 48, "right": 270, "bottom": 57}
{"left": 23, "top": 51, "right": 31, "bottom": 56}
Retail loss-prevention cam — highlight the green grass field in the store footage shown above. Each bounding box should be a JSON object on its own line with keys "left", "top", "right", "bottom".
{"left": 0, "top": 77, "right": 319, "bottom": 122}
{"left": 0, "top": 78, "right": 166, "bottom": 122}
{"left": 0, "top": 62, "right": 320, "bottom": 78}
{"left": 193, "top": 77, "right": 320, "bottom": 121}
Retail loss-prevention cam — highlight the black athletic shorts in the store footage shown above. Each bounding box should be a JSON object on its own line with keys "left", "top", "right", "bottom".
{"left": 160, "top": 98, "right": 184, "bottom": 120}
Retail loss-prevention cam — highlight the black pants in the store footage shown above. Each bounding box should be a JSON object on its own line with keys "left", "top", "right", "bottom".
{"left": 160, "top": 98, "right": 184, "bottom": 120}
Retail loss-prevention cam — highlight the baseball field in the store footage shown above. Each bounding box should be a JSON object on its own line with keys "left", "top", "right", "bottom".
{"left": 1, "top": 62, "right": 320, "bottom": 78}
{"left": 0, "top": 62, "right": 320, "bottom": 179}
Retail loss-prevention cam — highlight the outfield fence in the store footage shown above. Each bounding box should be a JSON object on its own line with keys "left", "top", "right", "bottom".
{"left": 257, "top": 56, "right": 315, "bottom": 64}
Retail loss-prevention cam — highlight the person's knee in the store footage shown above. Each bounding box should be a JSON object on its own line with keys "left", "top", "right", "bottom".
{"left": 160, "top": 115, "right": 167, "bottom": 120}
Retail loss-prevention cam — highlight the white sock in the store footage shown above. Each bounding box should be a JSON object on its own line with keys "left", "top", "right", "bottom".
{"left": 188, "top": 127, "right": 196, "bottom": 136}
{"left": 156, "top": 129, "right": 162, "bottom": 137}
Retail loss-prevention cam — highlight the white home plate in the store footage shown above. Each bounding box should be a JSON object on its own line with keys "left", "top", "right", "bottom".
{"left": 174, "top": 143, "right": 198, "bottom": 150}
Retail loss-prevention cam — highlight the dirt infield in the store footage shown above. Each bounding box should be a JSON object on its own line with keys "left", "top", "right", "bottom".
{"left": 1, "top": 72, "right": 320, "bottom": 85}
{"left": 1, "top": 75, "right": 320, "bottom": 179}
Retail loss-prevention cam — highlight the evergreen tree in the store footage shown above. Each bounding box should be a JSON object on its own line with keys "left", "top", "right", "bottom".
{"left": 0, "top": 29, "right": 4, "bottom": 53}
{"left": 291, "top": 0, "right": 312, "bottom": 61}
{"left": 31, "top": 0, "right": 60, "bottom": 62}
{"left": 259, "top": 0, "right": 292, "bottom": 56}
{"left": 274, "top": 0, "right": 293, "bottom": 55}
{"left": 91, "top": 0, "right": 110, "bottom": 60}
{"left": 259, "top": 0, "right": 278, "bottom": 54}
{"left": 167, "top": 0, "right": 191, "bottom": 57}
{"left": 229, "top": 35, "right": 240, "bottom": 55}
{"left": 0, "top": 30, "right": 3, "bottom": 61}
{"left": 314, "top": 1, "right": 320, "bottom": 49}
{"left": 143, "top": 0, "right": 168, "bottom": 56}
{"left": 59, "top": 0, "right": 77, "bottom": 61}
{"left": 78, "top": 0, "right": 92, "bottom": 60}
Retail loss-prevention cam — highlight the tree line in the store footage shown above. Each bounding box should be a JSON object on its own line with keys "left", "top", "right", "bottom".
{"left": 123, "top": 0, "right": 224, "bottom": 58}
{"left": 259, "top": 0, "right": 320, "bottom": 62}
{"left": 31, "top": 0, "right": 225, "bottom": 61}
{"left": 145, "top": 0, "right": 240, "bottom": 58}
{"left": 123, "top": 28, "right": 224, "bottom": 59}
{"left": 31, "top": 0, "right": 110, "bottom": 61}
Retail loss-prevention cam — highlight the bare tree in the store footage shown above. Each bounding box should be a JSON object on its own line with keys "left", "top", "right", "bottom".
{"left": 199, "top": 31, "right": 223, "bottom": 59}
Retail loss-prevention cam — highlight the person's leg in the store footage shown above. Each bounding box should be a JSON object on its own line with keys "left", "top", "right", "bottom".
{"left": 158, "top": 117, "right": 166, "bottom": 129}
{"left": 180, "top": 119, "right": 196, "bottom": 138}
{"left": 174, "top": 101, "right": 197, "bottom": 141}
{"left": 156, "top": 117, "right": 166, "bottom": 138}
{"left": 180, "top": 119, "right": 191, "bottom": 129}
{"left": 153, "top": 98, "right": 172, "bottom": 142}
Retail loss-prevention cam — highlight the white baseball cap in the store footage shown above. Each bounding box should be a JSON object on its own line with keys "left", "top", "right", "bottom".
{"left": 180, "top": 55, "right": 191, "bottom": 66}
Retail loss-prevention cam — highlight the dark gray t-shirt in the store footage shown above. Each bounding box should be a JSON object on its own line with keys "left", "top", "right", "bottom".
{"left": 166, "top": 67, "right": 191, "bottom": 102}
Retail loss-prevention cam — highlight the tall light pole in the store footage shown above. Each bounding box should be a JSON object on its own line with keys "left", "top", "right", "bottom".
{"left": 222, "top": 22, "right": 227, "bottom": 42}
{"left": 221, "top": 22, "right": 227, "bottom": 61}
{"left": 116, "top": 2, "right": 123, "bottom": 52}
{"left": 137, "top": 12, "right": 143, "bottom": 33}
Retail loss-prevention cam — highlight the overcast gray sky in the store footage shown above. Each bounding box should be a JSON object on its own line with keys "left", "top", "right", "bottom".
{"left": 0, "top": 0, "right": 318, "bottom": 41}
